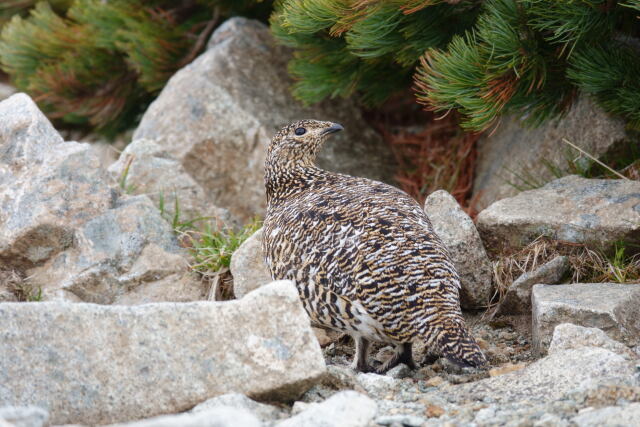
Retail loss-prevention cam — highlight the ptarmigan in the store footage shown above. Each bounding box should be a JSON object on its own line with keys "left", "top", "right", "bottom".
{"left": 263, "top": 119, "right": 486, "bottom": 372}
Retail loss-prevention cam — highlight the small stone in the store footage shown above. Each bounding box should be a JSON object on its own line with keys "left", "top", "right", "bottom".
{"left": 474, "top": 406, "right": 497, "bottom": 423}
{"left": 488, "top": 362, "right": 527, "bottom": 377}
{"left": 534, "top": 413, "right": 570, "bottom": 427}
{"left": 477, "top": 176, "right": 640, "bottom": 252}
{"left": 425, "top": 404, "right": 446, "bottom": 418}
{"left": 572, "top": 402, "right": 640, "bottom": 427}
{"left": 191, "top": 393, "right": 286, "bottom": 422}
{"left": 356, "top": 373, "right": 399, "bottom": 399}
{"left": 106, "top": 406, "right": 261, "bottom": 427}
{"left": 375, "top": 414, "right": 425, "bottom": 426}
{"left": 497, "top": 255, "right": 570, "bottom": 315}
{"left": 549, "top": 323, "right": 637, "bottom": 360}
{"left": 532, "top": 283, "right": 640, "bottom": 355}
{"left": 386, "top": 363, "right": 412, "bottom": 379}
{"left": 230, "top": 228, "right": 272, "bottom": 298}
{"left": 424, "top": 190, "right": 493, "bottom": 309}
{"left": 276, "top": 391, "right": 377, "bottom": 427}
{"left": 0, "top": 406, "right": 48, "bottom": 427}
{"left": 425, "top": 376, "right": 445, "bottom": 387}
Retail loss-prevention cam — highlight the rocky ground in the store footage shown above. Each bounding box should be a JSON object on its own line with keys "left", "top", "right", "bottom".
{"left": 1, "top": 16, "right": 639, "bottom": 427}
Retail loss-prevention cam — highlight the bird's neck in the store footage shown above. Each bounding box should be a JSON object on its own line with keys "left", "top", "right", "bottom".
{"left": 265, "top": 163, "right": 325, "bottom": 204}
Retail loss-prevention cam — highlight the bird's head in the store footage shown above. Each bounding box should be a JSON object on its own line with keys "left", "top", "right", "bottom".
{"left": 266, "top": 119, "right": 343, "bottom": 170}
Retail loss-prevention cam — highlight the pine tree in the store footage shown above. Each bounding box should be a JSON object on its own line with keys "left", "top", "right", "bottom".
{"left": 271, "top": 0, "right": 480, "bottom": 105}
{"left": 416, "top": 0, "right": 640, "bottom": 131}
{"left": 0, "top": 0, "right": 271, "bottom": 136}
{"left": 272, "top": 0, "right": 640, "bottom": 132}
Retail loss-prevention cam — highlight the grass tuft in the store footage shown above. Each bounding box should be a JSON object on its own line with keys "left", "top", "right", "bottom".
{"left": 489, "top": 237, "right": 640, "bottom": 316}
{"left": 181, "top": 218, "right": 262, "bottom": 301}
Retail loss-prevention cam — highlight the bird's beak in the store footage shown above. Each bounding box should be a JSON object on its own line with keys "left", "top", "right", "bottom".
{"left": 321, "top": 123, "right": 344, "bottom": 136}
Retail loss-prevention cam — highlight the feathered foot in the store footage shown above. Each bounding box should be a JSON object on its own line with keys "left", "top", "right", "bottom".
{"left": 376, "top": 343, "right": 416, "bottom": 374}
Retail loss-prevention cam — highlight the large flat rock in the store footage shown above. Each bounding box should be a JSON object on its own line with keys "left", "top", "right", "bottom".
{"left": 448, "top": 344, "right": 636, "bottom": 406}
{"left": 133, "top": 17, "right": 395, "bottom": 222}
{"left": 532, "top": 283, "right": 640, "bottom": 355}
{"left": 472, "top": 96, "right": 630, "bottom": 210}
{"left": 0, "top": 281, "right": 326, "bottom": 425}
{"left": 476, "top": 175, "right": 640, "bottom": 253}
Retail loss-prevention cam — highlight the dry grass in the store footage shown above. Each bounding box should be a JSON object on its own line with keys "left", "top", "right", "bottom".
{"left": 489, "top": 237, "right": 640, "bottom": 315}
{"left": 0, "top": 270, "right": 41, "bottom": 301}
{"left": 365, "top": 93, "right": 482, "bottom": 216}
{"left": 382, "top": 114, "right": 481, "bottom": 210}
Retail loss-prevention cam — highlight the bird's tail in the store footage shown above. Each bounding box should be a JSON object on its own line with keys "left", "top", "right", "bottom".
{"left": 435, "top": 318, "right": 487, "bottom": 368}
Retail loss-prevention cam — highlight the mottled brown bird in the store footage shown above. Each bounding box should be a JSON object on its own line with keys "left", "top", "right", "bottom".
{"left": 263, "top": 119, "right": 486, "bottom": 372}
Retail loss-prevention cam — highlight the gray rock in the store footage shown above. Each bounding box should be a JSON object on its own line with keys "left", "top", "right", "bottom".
{"left": 0, "top": 94, "right": 114, "bottom": 271}
{"left": 191, "top": 393, "right": 286, "bottom": 422}
{"left": 277, "top": 391, "right": 377, "bottom": 427}
{"left": 424, "top": 190, "right": 493, "bottom": 308}
{"left": 497, "top": 256, "right": 570, "bottom": 315}
{"left": 107, "top": 407, "right": 261, "bottom": 427}
{"left": 476, "top": 175, "right": 640, "bottom": 252}
{"left": 0, "top": 94, "right": 199, "bottom": 305}
{"left": 0, "top": 406, "right": 48, "bottom": 427}
{"left": 449, "top": 347, "right": 635, "bottom": 405}
{"left": 572, "top": 403, "right": 640, "bottom": 427}
{"left": 26, "top": 195, "right": 203, "bottom": 304}
{"left": 0, "top": 281, "right": 326, "bottom": 425}
{"left": 230, "top": 228, "right": 272, "bottom": 298}
{"left": 133, "top": 17, "right": 395, "bottom": 222}
{"left": 385, "top": 363, "right": 412, "bottom": 380}
{"left": 532, "top": 283, "right": 640, "bottom": 355}
{"left": 108, "top": 139, "right": 233, "bottom": 226}
{"left": 549, "top": 323, "right": 638, "bottom": 360}
{"left": 473, "top": 96, "right": 630, "bottom": 210}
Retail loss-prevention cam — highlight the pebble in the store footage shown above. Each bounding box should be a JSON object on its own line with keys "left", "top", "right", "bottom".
{"left": 489, "top": 362, "right": 528, "bottom": 377}
{"left": 375, "top": 414, "right": 425, "bottom": 426}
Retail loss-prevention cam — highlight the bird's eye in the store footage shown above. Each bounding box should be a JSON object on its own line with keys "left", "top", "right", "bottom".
{"left": 294, "top": 127, "right": 306, "bottom": 136}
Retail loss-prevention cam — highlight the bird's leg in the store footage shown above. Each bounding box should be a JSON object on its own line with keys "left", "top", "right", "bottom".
{"left": 351, "top": 336, "right": 373, "bottom": 372}
{"left": 398, "top": 342, "right": 417, "bottom": 369}
{"left": 421, "top": 352, "right": 440, "bottom": 366}
{"left": 376, "top": 342, "right": 416, "bottom": 374}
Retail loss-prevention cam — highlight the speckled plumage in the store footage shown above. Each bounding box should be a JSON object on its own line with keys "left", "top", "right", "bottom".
{"left": 263, "top": 120, "right": 486, "bottom": 372}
